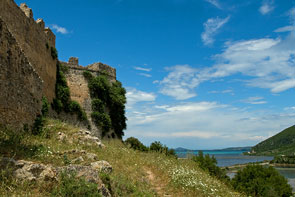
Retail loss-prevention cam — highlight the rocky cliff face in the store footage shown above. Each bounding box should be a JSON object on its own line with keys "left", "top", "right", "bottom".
{"left": 0, "top": 18, "right": 43, "bottom": 129}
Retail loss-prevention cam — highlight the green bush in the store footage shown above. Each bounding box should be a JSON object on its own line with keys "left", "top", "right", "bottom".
{"left": 150, "top": 141, "right": 177, "bottom": 157}
{"left": 91, "top": 112, "right": 112, "bottom": 136}
{"left": 52, "top": 62, "right": 88, "bottom": 123}
{"left": 83, "top": 71, "right": 93, "bottom": 80}
{"left": 231, "top": 165, "right": 292, "bottom": 197}
{"left": 125, "top": 137, "right": 148, "bottom": 152}
{"left": 50, "top": 47, "right": 58, "bottom": 60}
{"left": 51, "top": 171, "right": 102, "bottom": 197}
{"left": 192, "top": 151, "right": 229, "bottom": 182}
{"left": 88, "top": 75, "right": 110, "bottom": 103}
{"left": 60, "top": 63, "right": 69, "bottom": 74}
{"left": 32, "top": 115, "right": 44, "bottom": 135}
{"left": 91, "top": 99, "right": 105, "bottom": 113}
{"left": 86, "top": 74, "right": 127, "bottom": 139}
{"left": 108, "top": 81, "right": 127, "bottom": 138}
{"left": 41, "top": 96, "right": 49, "bottom": 117}
{"left": 69, "top": 101, "right": 88, "bottom": 121}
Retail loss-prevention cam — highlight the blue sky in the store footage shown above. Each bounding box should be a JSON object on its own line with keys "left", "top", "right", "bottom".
{"left": 16, "top": 0, "right": 295, "bottom": 149}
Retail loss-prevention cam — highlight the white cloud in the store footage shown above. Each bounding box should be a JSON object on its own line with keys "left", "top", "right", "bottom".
{"left": 274, "top": 26, "right": 295, "bottom": 33}
{"left": 125, "top": 101, "right": 295, "bottom": 148}
{"left": 201, "top": 35, "right": 295, "bottom": 92}
{"left": 201, "top": 16, "right": 230, "bottom": 46}
{"left": 159, "top": 65, "right": 199, "bottom": 100}
{"left": 205, "top": 0, "right": 222, "bottom": 9}
{"left": 139, "top": 73, "right": 152, "bottom": 78}
{"left": 259, "top": 1, "right": 274, "bottom": 15}
{"left": 242, "top": 97, "right": 267, "bottom": 105}
{"left": 159, "top": 32, "right": 295, "bottom": 100}
{"left": 51, "top": 24, "right": 69, "bottom": 34}
{"left": 274, "top": 7, "right": 295, "bottom": 33}
{"left": 209, "top": 89, "right": 234, "bottom": 95}
{"left": 134, "top": 66, "right": 152, "bottom": 72}
{"left": 126, "top": 88, "right": 156, "bottom": 108}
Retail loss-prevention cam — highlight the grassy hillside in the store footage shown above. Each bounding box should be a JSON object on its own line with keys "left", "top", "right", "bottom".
{"left": 251, "top": 125, "right": 295, "bottom": 156}
{"left": 0, "top": 119, "right": 241, "bottom": 196}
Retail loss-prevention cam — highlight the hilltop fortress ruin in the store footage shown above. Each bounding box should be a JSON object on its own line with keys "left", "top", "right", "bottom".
{"left": 0, "top": 0, "right": 120, "bottom": 138}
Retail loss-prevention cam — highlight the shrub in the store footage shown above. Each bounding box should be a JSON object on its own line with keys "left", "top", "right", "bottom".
{"left": 86, "top": 74, "right": 127, "bottom": 139}
{"left": 231, "top": 165, "right": 292, "bottom": 196}
{"left": 192, "top": 151, "right": 229, "bottom": 182}
{"left": 150, "top": 141, "right": 177, "bottom": 157}
{"left": 50, "top": 47, "right": 58, "bottom": 60}
{"left": 60, "top": 63, "right": 69, "bottom": 74}
{"left": 91, "top": 112, "right": 112, "bottom": 136}
{"left": 125, "top": 137, "right": 148, "bottom": 152}
{"left": 91, "top": 99, "right": 105, "bottom": 113}
{"left": 109, "top": 81, "right": 127, "bottom": 138}
{"left": 41, "top": 96, "right": 49, "bottom": 117}
{"left": 51, "top": 171, "right": 102, "bottom": 196}
{"left": 83, "top": 71, "right": 93, "bottom": 80}
{"left": 88, "top": 75, "right": 110, "bottom": 103}
{"left": 32, "top": 115, "right": 44, "bottom": 135}
{"left": 52, "top": 62, "right": 88, "bottom": 122}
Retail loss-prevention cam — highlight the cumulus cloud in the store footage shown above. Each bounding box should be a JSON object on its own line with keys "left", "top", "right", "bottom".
{"left": 126, "top": 88, "right": 156, "bottom": 108}
{"left": 51, "top": 24, "right": 69, "bottom": 34}
{"left": 201, "top": 16, "right": 230, "bottom": 46}
{"left": 159, "top": 65, "right": 199, "bottom": 100}
{"left": 125, "top": 101, "right": 295, "bottom": 148}
{"left": 201, "top": 35, "right": 295, "bottom": 92}
{"left": 259, "top": 1, "right": 274, "bottom": 15}
{"left": 159, "top": 31, "right": 295, "bottom": 100}
{"left": 205, "top": 0, "right": 222, "bottom": 9}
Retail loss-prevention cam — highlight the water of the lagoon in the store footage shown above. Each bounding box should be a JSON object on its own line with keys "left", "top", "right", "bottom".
{"left": 176, "top": 150, "right": 295, "bottom": 192}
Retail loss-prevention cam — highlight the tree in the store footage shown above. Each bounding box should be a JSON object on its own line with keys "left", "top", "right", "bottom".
{"left": 125, "top": 137, "right": 148, "bottom": 152}
{"left": 192, "top": 151, "right": 229, "bottom": 182}
{"left": 231, "top": 165, "right": 292, "bottom": 197}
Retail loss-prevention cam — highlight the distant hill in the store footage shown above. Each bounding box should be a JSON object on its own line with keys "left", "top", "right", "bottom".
{"left": 218, "top": 147, "right": 252, "bottom": 152}
{"left": 174, "top": 146, "right": 251, "bottom": 152}
{"left": 251, "top": 125, "right": 295, "bottom": 156}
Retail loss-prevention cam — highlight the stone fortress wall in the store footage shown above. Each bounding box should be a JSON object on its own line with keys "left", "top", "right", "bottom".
{"left": 61, "top": 57, "right": 117, "bottom": 138}
{"left": 0, "top": 0, "right": 57, "bottom": 102}
{"left": 0, "top": 18, "right": 43, "bottom": 129}
{"left": 0, "top": 0, "right": 118, "bottom": 138}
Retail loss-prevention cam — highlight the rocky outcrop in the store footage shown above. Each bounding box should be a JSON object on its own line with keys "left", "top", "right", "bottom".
{"left": 0, "top": 157, "right": 112, "bottom": 197}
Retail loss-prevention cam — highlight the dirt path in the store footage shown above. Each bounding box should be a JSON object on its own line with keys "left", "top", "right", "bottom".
{"left": 144, "top": 167, "right": 171, "bottom": 197}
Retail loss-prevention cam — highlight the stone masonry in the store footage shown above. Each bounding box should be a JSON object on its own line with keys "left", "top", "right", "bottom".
{"left": 0, "top": 0, "right": 119, "bottom": 137}
{"left": 61, "top": 57, "right": 117, "bottom": 138}
{"left": 0, "top": 0, "right": 57, "bottom": 102}
{"left": 0, "top": 18, "right": 43, "bottom": 129}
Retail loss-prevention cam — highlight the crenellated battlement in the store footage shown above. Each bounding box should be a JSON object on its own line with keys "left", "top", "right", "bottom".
{"left": 61, "top": 57, "right": 116, "bottom": 82}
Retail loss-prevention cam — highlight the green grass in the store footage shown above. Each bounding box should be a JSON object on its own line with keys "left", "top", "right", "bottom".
{"left": 0, "top": 119, "right": 242, "bottom": 196}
